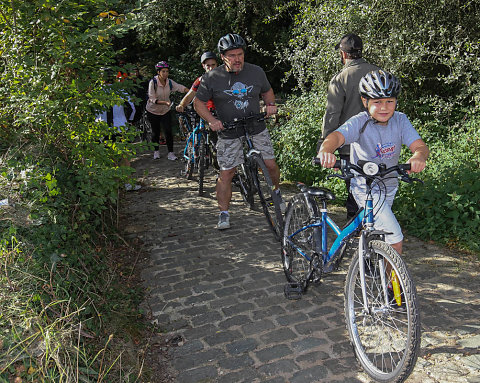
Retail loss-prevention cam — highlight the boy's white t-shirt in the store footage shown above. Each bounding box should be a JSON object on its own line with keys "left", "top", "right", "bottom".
{"left": 336, "top": 111, "right": 421, "bottom": 194}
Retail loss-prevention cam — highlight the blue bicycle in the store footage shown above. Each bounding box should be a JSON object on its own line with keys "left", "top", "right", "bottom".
{"left": 178, "top": 108, "right": 217, "bottom": 195}
{"left": 282, "top": 159, "right": 422, "bottom": 383}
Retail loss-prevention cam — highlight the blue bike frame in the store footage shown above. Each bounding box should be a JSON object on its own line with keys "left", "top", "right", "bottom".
{"left": 183, "top": 118, "right": 206, "bottom": 163}
{"left": 288, "top": 196, "right": 375, "bottom": 270}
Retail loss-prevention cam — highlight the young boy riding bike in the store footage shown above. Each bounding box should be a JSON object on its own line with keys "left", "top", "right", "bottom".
{"left": 316, "top": 69, "right": 429, "bottom": 256}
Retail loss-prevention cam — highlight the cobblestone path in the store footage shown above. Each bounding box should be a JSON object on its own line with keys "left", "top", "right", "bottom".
{"left": 122, "top": 147, "right": 480, "bottom": 383}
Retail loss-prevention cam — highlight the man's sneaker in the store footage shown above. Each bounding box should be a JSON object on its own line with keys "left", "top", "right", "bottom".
{"left": 167, "top": 152, "right": 178, "bottom": 161}
{"left": 153, "top": 151, "right": 160, "bottom": 159}
{"left": 217, "top": 212, "right": 230, "bottom": 230}
{"left": 125, "top": 183, "right": 142, "bottom": 191}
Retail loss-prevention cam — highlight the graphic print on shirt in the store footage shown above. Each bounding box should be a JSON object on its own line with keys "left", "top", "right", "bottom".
{"left": 372, "top": 142, "right": 396, "bottom": 160}
{"left": 223, "top": 81, "right": 253, "bottom": 111}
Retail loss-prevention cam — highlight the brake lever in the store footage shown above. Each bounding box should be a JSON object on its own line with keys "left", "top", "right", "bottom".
{"left": 399, "top": 175, "right": 424, "bottom": 184}
{"left": 411, "top": 177, "right": 424, "bottom": 184}
{"left": 399, "top": 175, "right": 413, "bottom": 184}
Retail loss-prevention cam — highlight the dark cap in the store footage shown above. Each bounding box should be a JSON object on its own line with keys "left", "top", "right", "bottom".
{"left": 335, "top": 33, "right": 363, "bottom": 53}
{"left": 200, "top": 51, "right": 216, "bottom": 64}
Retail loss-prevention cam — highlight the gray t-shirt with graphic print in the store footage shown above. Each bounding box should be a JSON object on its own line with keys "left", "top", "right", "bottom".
{"left": 196, "top": 62, "right": 272, "bottom": 139}
{"left": 337, "top": 111, "right": 421, "bottom": 193}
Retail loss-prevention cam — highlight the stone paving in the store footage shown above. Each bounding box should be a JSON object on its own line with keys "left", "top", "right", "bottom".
{"left": 122, "top": 145, "right": 480, "bottom": 383}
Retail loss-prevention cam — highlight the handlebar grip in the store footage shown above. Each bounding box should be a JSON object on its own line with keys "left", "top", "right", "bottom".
{"left": 399, "top": 163, "right": 411, "bottom": 171}
{"left": 312, "top": 157, "right": 342, "bottom": 168}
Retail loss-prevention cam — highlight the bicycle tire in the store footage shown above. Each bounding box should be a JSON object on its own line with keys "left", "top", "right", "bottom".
{"left": 140, "top": 110, "right": 153, "bottom": 143}
{"left": 198, "top": 134, "right": 206, "bottom": 195}
{"left": 235, "top": 163, "right": 255, "bottom": 209}
{"left": 252, "top": 155, "right": 284, "bottom": 241}
{"left": 178, "top": 115, "right": 190, "bottom": 140}
{"left": 282, "top": 193, "right": 321, "bottom": 285}
{"left": 344, "top": 240, "right": 420, "bottom": 383}
{"left": 184, "top": 139, "right": 194, "bottom": 180}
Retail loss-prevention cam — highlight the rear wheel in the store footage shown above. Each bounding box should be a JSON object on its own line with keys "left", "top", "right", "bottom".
{"left": 252, "top": 156, "right": 284, "bottom": 241}
{"left": 282, "top": 193, "right": 321, "bottom": 284}
{"left": 235, "top": 163, "right": 255, "bottom": 209}
{"left": 344, "top": 240, "right": 420, "bottom": 383}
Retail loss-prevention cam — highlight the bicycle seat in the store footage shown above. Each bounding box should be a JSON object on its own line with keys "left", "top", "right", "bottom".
{"left": 298, "top": 184, "right": 335, "bottom": 200}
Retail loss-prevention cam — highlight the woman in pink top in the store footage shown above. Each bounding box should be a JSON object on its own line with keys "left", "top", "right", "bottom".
{"left": 146, "top": 61, "right": 188, "bottom": 160}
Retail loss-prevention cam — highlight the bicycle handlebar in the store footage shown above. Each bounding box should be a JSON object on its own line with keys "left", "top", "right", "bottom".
{"left": 222, "top": 112, "right": 267, "bottom": 130}
{"left": 312, "top": 157, "right": 423, "bottom": 184}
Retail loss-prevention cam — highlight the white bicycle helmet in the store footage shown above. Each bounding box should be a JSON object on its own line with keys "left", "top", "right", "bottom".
{"left": 359, "top": 70, "right": 401, "bottom": 99}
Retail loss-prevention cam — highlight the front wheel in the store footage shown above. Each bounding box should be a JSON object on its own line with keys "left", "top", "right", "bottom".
{"left": 198, "top": 134, "right": 206, "bottom": 195}
{"left": 140, "top": 110, "right": 153, "bottom": 143}
{"left": 344, "top": 240, "right": 420, "bottom": 383}
{"left": 252, "top": 156, "right": 284, "bottom": 241}
{"left": 184, "top": 138, "right": 194, "bottom": 180}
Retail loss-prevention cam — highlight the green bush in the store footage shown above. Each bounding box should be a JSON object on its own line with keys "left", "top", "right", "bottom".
{"left": 274, "top": 93, "right": 324, "bottom": 182}
{"left": 396, "top": 118, "right": 480, "bottom": 254}
{"left": 0, "top": 1, "right": 149, "bottom": 380}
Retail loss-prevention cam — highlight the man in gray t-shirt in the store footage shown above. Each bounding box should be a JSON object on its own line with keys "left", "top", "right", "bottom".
{"left": 194, "top": 33, "right": 284, "bottom": 230}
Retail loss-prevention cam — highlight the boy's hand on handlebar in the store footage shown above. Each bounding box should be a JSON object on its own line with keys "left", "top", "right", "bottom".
{"left": 208, "top": 119, "right": 223, "bottom": 132}
{"left": 316, "top": 151, "right": 337, "bottom": 168}
{"left": 176, "top": 104, "right": 185, "bottom": 113}
{"left": 406, "top": 157, "right": 426, "bottom": 173}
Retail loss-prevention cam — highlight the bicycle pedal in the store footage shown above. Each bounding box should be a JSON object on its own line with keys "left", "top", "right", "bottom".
{"left": 284, "top": 282, "right": 304, "bottom": 300}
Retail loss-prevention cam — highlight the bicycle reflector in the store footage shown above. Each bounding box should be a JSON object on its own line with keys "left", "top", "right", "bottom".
{"left": 362, "top": 162, "right": 379, "bottom": 176}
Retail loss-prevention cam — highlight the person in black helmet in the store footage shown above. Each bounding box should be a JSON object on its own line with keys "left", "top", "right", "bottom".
{"left": 319, "top": 33, "right": 380, "bottom": 219}
{"left": 317, "top": 70, "right": 429, "bottom": 256}
{"left": 194, "top": 33, "right": 285, "bottom": 230}
{"left": 176, "top": 52, "right": 218, "bottom": 113}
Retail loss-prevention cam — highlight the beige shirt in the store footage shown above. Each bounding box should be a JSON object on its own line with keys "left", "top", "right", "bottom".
{"left": 320, "top": 58, "right": 379, "bottom": 155}
{"left": 146, "top": 76, "right": 185, "bottom": 116}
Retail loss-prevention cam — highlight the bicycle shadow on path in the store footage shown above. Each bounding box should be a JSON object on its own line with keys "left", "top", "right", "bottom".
{"left": 122, "top": 148, "right": 480, "bottom": 383}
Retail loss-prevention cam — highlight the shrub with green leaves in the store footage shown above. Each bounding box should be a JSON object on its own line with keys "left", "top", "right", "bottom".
{"left": 396, "top": 119, "right": 480, "bottom": 254}
{"left": 0, "top": 0, "right": 149, "bottom": 380}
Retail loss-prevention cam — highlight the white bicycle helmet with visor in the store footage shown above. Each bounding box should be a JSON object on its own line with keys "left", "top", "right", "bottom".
{"left": 359, "top": 70, "right": 401, "bottom": 99}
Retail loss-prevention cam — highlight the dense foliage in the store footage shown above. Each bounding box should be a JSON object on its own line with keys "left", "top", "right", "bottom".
{"left": 128, "top": 0, "right": 295, "bottom": 90}
{"left": 0, "top": 0, "right": 148, "bottom": 380}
